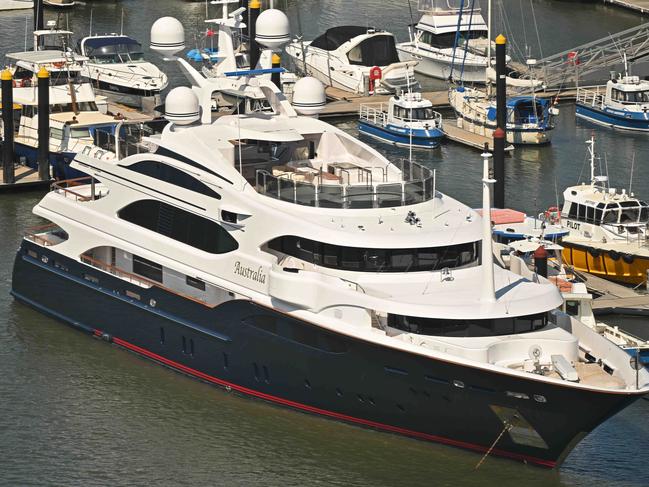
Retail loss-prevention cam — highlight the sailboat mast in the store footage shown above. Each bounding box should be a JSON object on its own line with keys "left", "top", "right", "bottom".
{"left": 486, "top": 0, "right": 492, "bottom": 88}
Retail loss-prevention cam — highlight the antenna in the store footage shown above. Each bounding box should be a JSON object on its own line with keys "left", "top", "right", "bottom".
{"left": 630, "top": 152, "right": 635, "bottom": 195}
{"left": 587, "top": 134, "right": 595, "bottom": 183}
{"left": 120, "top": 8, "right": 124, "bottom": 36}
{"left": 89, "top": 9, "right": 93, "bottom": 37}
{"left": 480, "top": 149, "right": 497, "bottom": 303}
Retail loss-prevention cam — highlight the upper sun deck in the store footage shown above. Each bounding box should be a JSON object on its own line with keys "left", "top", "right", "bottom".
{"left": 6, "top": 50, "right": 87, "bottom": 73}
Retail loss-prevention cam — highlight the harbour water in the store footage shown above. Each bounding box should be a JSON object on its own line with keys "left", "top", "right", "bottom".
{"left": 1, "top": 1, "right": 649, "bottom": 485}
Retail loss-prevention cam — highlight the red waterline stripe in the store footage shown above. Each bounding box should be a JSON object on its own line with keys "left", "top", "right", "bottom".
{"left": 96, "top": 329, "right": 556, "bottom": 468}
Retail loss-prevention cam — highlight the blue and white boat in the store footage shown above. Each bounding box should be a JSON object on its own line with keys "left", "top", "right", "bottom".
{"left": 576, "top": 72, "right": 649, "bottom": 131}
{"left": 358, "top": 91, "right": 444, "bottom": 148}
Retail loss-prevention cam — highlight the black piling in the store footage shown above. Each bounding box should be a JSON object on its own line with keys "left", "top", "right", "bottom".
{"left": 34, "top": 0, "right": 44, "bottom": 32}
{"left": 494, "top": 34, "right": 507, "bottom": 209}
{"left": 271, "top": 53, "right": 281, "bottom": 87}
{"left": 249, "top": 0, "right": 261, "bottom": 70}
{"left": 240, "top": 0, "right": 249, "bottom": 37}
{"left": 2, "top": 70, "right": 15, "bottom": 184}
{"left": 37, "top": 67, "right": 50, "bottom": 181}
{"left": 534, "top": 246, "right": 549, "bottom": 279}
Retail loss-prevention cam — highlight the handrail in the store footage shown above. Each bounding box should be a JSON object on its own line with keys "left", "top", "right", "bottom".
{"left": 24, "top": 223, "right": 63, "bottom": 247}
{"left": 51, "top": 176, "right": 99, "bottom": 202}
{"left": 80, "top": 254, "right": 218, "bottom": 308}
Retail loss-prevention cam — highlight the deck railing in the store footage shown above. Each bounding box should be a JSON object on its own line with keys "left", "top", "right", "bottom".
{"left": 24, "top": 223, "right": 66, "bottom": 247}
{"left": 576, "top": 87, "right": 606, "bottom": 109}
{"left": 51, "top": 176, "right": 103, "bottom": 202}
{"left": 255, "top": 159, "right": 436, "bottom": 209}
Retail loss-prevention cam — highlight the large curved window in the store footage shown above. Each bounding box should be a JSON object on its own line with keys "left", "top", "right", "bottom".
{"left": 388, "top": 312, "right": 548, "bottom": 337}
{"left": 118, "top": 200, "right": 238, "bottom": 254}
{"left": 125, "top": 160, "right": 221, "bottom": 199}
{"left": 268, "top": 235, "right": 479, "bottom": 272}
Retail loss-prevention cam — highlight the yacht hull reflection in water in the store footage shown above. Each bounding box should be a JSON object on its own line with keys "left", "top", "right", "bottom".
{"left": 11, "top": 23, "right": 649, "bottom": 468}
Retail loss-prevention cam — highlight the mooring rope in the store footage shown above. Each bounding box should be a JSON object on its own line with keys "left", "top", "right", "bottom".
{"left": 474, "top": 421, "right": 512, "bottom": 470}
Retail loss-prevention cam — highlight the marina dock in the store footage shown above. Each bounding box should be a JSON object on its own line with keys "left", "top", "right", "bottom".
{"left": 0, "top": 164, "right": 51, "bottom": 192}
{"left": 574, "top": 269, "right": 649, "bottom": 315}
{"left": 605, "top": 0, "right": 649, "bottom": 14}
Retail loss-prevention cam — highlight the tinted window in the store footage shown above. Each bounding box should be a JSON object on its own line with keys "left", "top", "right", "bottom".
{"left": 268, "top": 236, "right": 480, "bottom": 272}
{"left": 133, "top": 254, "right": 162, "bottom": 282}
{"left": 153, "top": 147, "right": 232, "bottom": 184}
{"left": 388, "top": 312, "right": 548, "bottom": 337}
{"left": 126, "top": 161, "right": 221, "bottom": 199}
{"left": 119, "top": 200, "right": 238, "bottom": 254}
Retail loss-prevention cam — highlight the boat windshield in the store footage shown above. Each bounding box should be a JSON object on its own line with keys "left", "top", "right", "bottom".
{"left": 394, "top": 106, "right": 436, "bottom": 121}
{"left": 417, "top": 30, "right": 486, "bottom": 50}
{"left": 611, "top": 88, "right": 649, "bottom": 104}
{"left": 347, "top": 35, "right": 400, "bottom": 66}
{"left": 84, "top": 37, "right": 145, "bottom": 64}
{"left": 601, "top": 201, "right": 649, "bottom": 224}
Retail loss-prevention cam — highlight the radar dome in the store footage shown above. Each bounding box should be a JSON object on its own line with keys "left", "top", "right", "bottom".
{"left": 150, "top": 17, "right": 185, "bottom": 57}
{"left": 292, "top": 77, "right": 326, "bottom": 116}
{"left": 255, "top": 9, "right": 290, "bottom": 50}
{"left": 165, "top": 87, "right": 199, "bottom": 126}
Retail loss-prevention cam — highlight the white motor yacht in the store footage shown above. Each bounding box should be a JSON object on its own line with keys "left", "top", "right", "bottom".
{"left": 0, "top": 0, "right": 33, "bottom": 10}
{"left": 10, "top": 12, "right": 649, "bottom": 470}
{"left": 77, "top": 34, "right": 168, "bottom": 110}
{"left": 285, "top": 25, "right": 418, "bottom": 95}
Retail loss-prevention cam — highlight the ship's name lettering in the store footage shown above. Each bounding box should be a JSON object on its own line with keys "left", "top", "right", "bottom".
{"left": 234, "top": 261, "right": 266, "bottom": 284}
{"left": 567, "top": 220, "right": 580, "bottom": 230}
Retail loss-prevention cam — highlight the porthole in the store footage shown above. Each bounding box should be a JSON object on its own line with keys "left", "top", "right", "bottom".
{"left": 533, "top": 394, "right": 547, "bottom": 403}
{"left": 452, "top": 380, "right": 465, "bottom": 389}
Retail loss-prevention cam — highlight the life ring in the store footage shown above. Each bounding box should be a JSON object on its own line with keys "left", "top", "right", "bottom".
{"left": 544, "top": 206, "right": 561, "bottom": 224}
{"left": 622, "top": 253, "right": 635, "bottom": 264}
{"left": 52, "top": 61, "right": 65, "bottom": 69}
{"left": 368, "top": 66, "right": 382, "bottom": 93}
{"left": 608, "top": 250, "right": 620, "bottom": 261}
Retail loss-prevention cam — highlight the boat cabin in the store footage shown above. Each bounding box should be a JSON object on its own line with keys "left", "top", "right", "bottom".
{"left": 413, "top": 0, "right": 488, "bottom": 52}
{"left": 605, "top": 75, "right": 649, "bottom": 108}
{"left": 78, "top": 35, "right": 146, "bottom": 64}
{"left": 309, "top": 26, "right": 401, "bottom": 67}
{"left": 563, "top": 185, "right": 649, "bottom": 227}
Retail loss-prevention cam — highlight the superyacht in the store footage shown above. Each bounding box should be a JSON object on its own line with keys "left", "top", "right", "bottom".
{"left": 11, "top": 12, "right": 649, "bottom": 468}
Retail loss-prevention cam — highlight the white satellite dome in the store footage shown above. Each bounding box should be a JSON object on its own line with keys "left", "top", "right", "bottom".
{"left": 292, "top": 77, "right": 326, "bottom": 116}
{"left": 255, "top": 9, "right": 290, "bottom": 50}
{"left": 150, "top": 17, "right": 185, "bottom": 56}
{"left": 165, "top": 87, "right": 199, "bottom": 126}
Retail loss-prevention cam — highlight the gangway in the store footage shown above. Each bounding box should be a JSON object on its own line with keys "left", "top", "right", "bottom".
{"left": 511, "top": 22, "right": 649, "bottom": 89}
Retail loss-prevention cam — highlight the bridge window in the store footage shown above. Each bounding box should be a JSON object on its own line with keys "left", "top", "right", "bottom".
{"left": 388, "top": 312, "right": 548, "bottom": 337}
{"left": 268, "top": 235, "right": 480, "bottom": 272}
{"left": 125, "top": 160, "right": 221, "bottom": 199}
{"left": 118, "top": 200, "right": 238, "bottom": 254}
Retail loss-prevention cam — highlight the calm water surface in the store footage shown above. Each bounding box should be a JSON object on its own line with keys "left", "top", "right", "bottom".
{"left": 1, "top": 1, "right": 649, "bottom": 485}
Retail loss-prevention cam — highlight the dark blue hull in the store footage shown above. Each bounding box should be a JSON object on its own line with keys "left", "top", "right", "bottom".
{"left": 359, "top": 121, "right": 443, "bottom": 148}
{"left": 14, "top": 142, "right": 87, "bottom": 180}
{"left": 11, "top": 240, "right": 644, "bottom": 468}
{"left": 575, "top": 103, "right": 649, "bottom": 131}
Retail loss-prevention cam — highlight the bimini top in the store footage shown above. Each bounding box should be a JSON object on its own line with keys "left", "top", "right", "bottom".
{"left": 310, "top": 26, "right": 382, "bottom": 51}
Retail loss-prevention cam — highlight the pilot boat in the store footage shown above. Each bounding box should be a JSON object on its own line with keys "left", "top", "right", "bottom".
{"left": 10, "top": 12, "right": 649, "bottom": 469}
{"left": 77, "top": 33, "right": 168, "bottom": 110}
{"left": 560, "top": 136, "right": 649, "bottom": 285}
{"left": 358, "top": 91, "right": 443, "bottom": 148}
{"left": 285, "top": 26, "right": 418, "bottom": 95}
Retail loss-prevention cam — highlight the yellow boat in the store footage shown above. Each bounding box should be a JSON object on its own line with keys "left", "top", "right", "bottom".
{"left": 559, "top": 136, "right": 649, "bottom": 286}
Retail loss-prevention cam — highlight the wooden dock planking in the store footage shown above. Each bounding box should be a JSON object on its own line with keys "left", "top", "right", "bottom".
{"left": 441, "top": 120, "right": 513, "bottom": 152}
{"left": 592, "top": 295, "right": 649, "bottom": 312}
{"left": 106, "top": 102, "right": 156, "bottom": 123}
{"left": 0, "top": 165, "right": 51, "bottom": 192}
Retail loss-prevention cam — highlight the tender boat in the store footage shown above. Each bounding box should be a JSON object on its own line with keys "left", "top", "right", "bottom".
{"left": 576, "top": 66, "right": 649, "bottom": 131}
{"left": 448, "top": 86, "right": 558, "bottom": 145}
{"left": 358, "top": 91, "right": 443, "bottom": 148}
{"left": 285, "top": 25, "right": 418, "bottom": 95}
{"left": 43, "top": 0, "right": 75, "bottom": 8}
{"left": 477, "top": 208, "right": 569, "bottom": 245}
{"left": 77, "top": 34, "right": 168, "bottom": 110}
{"left": 10, "top": 12, "right": 649, "bottom": 470}
{"left": 560, "top": 136, "right": 649, "bottom": 285}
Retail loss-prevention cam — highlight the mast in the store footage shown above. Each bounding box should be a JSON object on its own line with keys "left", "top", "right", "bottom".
{"left": 480, "top": 149, "right": 496, "bottom": 303}
{"left": 588, "top": 134, "right": 595, "bottom": 184}
{"left": 486, "top": 0, "right": 492, "bottom": 90}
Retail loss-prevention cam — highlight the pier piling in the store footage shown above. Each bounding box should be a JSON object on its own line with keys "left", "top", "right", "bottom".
{"left": 271, "top": 53, "right": 281, "bottom": 87}
{"left": 2, "top": 70, "right": 15, "bottom": 185}
{"left": 249, "top": 0, "right": 261, "bottom": 69}
{"left": 494, "top": 34, "right": 507, "bottom": 209}
{"left": 37, "top": 67, "right": 49, "bottom": 181}
{"left": 34, "top": 0, "right": 44, "bottom": 32}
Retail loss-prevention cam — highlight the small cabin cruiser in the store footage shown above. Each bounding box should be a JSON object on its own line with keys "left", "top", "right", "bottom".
{"left": 77, "top": 34, "right": 168, "bottom": 110}
{"left": 560, "top": 137, "right": 649, "bottom": 285}
{"left": 358, "top": 91, "right": 443, "bottom": 148}
{"left": 0, "top": 0, "right": 33, "bottom": 10}
{"left": 285, "top": 26, "right": 418, "bottom": 95}
{"left": 1, "top": 48, "right": 119, "bottom": 179}
{"left": 576, "top": 71, "right": 649, "bottom": 132}
{"left": 396, "top": 0, "right": 493, "bottom": 83}
{"left": 449, "top": 86, "right": 557, "bottom": 145}
{"left": 477, "top": 208, "right": 569, "bottom": 245}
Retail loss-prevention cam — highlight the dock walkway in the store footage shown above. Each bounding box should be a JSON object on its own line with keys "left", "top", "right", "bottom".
{"left": 574, "top": 269, "right": 649, "bottom": 314}
{"left": 604, "top": 0, "right": 649, "bottom": 14}
{"left": 0, "top": 165, "right": 51, "bottom": 192}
